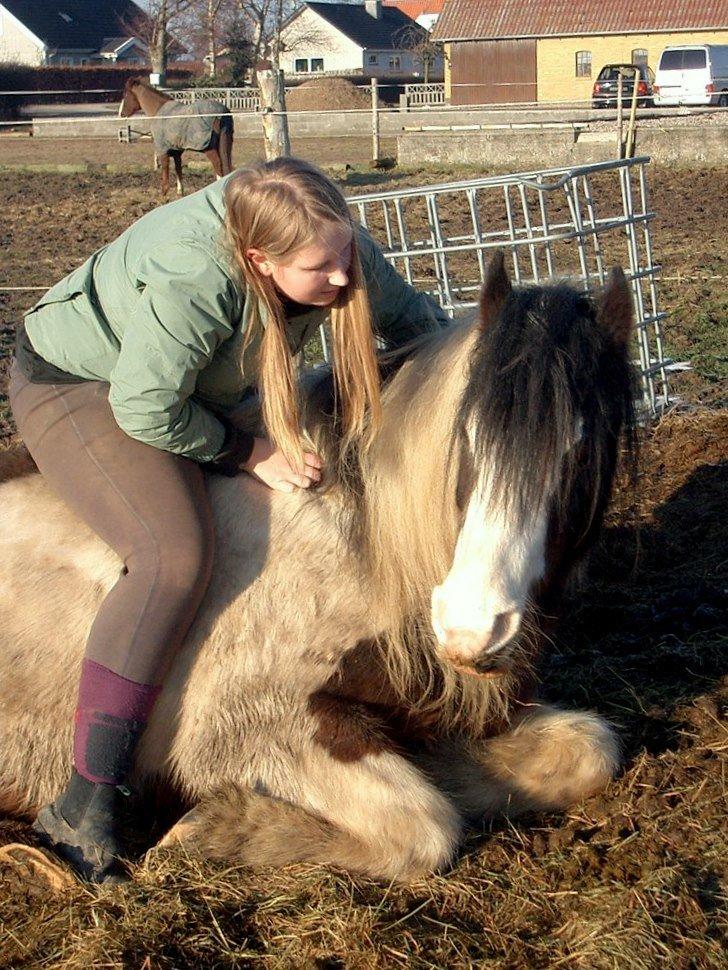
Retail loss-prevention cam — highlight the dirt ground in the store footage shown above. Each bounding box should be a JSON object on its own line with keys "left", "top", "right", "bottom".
{"left": 0, "top": 132, "right": 398, "bottom": 171}
{"left": 0, "top": 159, "right": 726, "bottom": 967}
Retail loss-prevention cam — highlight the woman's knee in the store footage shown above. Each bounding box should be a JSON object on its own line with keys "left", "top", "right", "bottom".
{"left": 131, "top": 523, "right": 215, "bottom": 599}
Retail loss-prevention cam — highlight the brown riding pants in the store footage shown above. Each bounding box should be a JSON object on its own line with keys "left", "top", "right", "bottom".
{"left": 8, "top": 363, "right": 215, "bottom": 685}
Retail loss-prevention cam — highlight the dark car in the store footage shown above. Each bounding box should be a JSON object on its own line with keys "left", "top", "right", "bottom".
{"left": 591, "top": 63, "right": 655, "bottom": 108}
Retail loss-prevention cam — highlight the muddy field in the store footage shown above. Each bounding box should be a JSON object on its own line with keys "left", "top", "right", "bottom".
{"left": 0, "top": 160, "right": 726, "bottom": 968}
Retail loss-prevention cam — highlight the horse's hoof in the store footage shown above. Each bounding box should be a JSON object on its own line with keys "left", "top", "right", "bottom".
{"left": 153, "top": 807, "right": 202, "bottom": 850}
{"left": 0, "top": 842, "right": 78, "bottom": 892}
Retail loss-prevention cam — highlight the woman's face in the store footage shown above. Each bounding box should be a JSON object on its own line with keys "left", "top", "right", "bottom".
{"left": 247, "top": 223, "right": 353, "bottom": 307}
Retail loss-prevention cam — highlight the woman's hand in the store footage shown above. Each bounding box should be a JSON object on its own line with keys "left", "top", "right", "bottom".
{"left": 243, "top": 437, "right": 323, "bottom": 493}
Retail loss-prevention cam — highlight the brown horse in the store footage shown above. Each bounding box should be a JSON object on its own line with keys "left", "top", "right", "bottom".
{"left": 0, "top": 255, "right": 636, "bottom": 884}
{"left": 119, "top": 78, "right": 234, "bottom": 196}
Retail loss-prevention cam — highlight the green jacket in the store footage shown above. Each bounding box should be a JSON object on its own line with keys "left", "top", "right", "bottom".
{"left": 25, "top": 174, "right": 449, "bottom": 462}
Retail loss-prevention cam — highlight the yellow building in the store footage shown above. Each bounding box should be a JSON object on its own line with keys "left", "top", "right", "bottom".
{"left": 433, "top": 0, "right": 728, "bottom": 105}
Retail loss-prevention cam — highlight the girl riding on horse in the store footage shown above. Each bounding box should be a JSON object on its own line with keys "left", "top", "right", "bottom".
{"left": 9, "top": 157, "right": 449, "bottom": 884}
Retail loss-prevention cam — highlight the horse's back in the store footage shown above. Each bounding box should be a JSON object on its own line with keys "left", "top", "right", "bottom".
{"left": 0, "top": 441, "right": 36, "bottom": 484}
{"left": 153, "top": 100, "right": 230, "bottom": 153}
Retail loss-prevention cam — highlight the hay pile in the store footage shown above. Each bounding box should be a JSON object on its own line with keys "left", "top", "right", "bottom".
{"left": 286, "top": 77, "right": 372, "bottom": 113}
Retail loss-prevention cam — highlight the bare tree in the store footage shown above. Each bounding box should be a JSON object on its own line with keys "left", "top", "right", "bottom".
{"left": 179, "top": 0, "right": 240, "bottom": 76}
{"left": 394, "top": 23, "right": 443, "bottom": 83}
{"left": 122, "top": 0, "right": 198, "bottom": 83}
{"left": 233, "top": 0, "right": 275, "bottom": 75}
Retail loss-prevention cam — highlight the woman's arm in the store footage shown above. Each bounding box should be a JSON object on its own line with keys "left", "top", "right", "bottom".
{"left": 108, "top": 242, "right": 239, "bottom": 462}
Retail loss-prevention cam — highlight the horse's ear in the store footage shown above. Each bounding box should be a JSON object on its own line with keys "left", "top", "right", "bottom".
{"left": 479, "top": 250, "right": 511, "bottom": 329}
{"left": 597, "top": 266, "right": 633, "bottom": 347}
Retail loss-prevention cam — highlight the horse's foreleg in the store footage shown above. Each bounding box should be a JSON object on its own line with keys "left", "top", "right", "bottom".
{"left": 153, "top": 743, "right": 462, "bottom": 882}
{"left": 421, "top": 705, "right": 620, "bottom": 820}
{"left": 204, "top": 147, "right": 224, "bottom": 181}
{"left": 153, "top": 787, "right": 387, "bottom": 876}
{"left": 172, "top": 152, "right": 183, "bottom": 196}
{"left": 219, "top": 125, "right": 233, "bottom": 175}
{"left": 160, "top": 153, "right": 170, "bottom": 196}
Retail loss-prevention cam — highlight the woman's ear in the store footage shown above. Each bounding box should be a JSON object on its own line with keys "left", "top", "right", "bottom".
{"left": 246, "top": 248, "right": 274, "bottom": 277}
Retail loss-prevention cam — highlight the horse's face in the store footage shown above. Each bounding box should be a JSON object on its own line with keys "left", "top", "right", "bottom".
{"left": 119, "top": 80, "right": 141, "bottom": 118}
{"left": 431, "top": 254, "right": 634, "bottom": 674}
{"left": 431, "top": 420, "right": 577, "bottom": 672}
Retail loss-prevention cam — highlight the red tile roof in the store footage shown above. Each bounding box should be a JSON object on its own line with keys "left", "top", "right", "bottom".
{"left": 383, "top": 0, "right": 445, "bottom": 16}
{"left": 433, "top": 0, "right": 728, "bottom": 41}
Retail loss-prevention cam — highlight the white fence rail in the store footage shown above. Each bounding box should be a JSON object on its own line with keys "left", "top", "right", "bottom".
{"left": 402, "top": 82, "right": 446, "bottom": 107}
{"left": 163, "top": 87, "right": 261, "bottom": 111}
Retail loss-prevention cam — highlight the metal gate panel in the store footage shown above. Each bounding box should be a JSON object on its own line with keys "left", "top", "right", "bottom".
{"left": 342, "top": 156, "right": 675, "bottom": 414}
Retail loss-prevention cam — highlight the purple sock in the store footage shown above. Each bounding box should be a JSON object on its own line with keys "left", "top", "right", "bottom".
{"left": 73, "top": 659, "right": 160, "bottom": 785}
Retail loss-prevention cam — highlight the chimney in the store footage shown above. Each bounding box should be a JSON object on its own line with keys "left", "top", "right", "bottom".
{"left": 365, "top": 0, "right": 382, "bottom": 18}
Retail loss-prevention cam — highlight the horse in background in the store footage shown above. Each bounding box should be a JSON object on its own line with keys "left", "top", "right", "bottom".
{"left": 0, "top": 254, "right": 637, "bottom": 884}
{"left": 119, "top": 78, "right": 234, "bottom": 196}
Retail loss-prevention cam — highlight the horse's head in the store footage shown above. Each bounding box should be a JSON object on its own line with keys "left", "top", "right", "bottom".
{"left": 119, "top": 77, "right": 143, "bottom": 118}
{"left": 431, "top": 252, "right": 635, "bottom": 675}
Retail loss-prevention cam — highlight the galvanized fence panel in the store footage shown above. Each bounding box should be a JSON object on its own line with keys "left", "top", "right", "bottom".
{"left": 343, "top": 156, "right": 673, "bottom": 413}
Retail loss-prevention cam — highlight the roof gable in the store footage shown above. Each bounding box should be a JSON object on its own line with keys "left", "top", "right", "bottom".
{"left": 304, "top": 2, "right": 427, "bottom": 48}
{"left": 433, "top": 0, "right": 728, "bottom": 41}
{"left": 1, "top": 0, "right": 148, "bottom": 51}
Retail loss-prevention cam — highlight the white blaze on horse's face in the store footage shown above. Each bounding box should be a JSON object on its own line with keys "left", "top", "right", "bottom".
{"left": 431, "top": 473, "right": 548, "bottom": 669}
{"left": 430, "top": 416, "right": 582, "bottom": 670}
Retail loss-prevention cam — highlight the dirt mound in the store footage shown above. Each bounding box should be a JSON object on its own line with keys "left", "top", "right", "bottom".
{"left": 286, "top": 77, "right": 372, "bottom": 113}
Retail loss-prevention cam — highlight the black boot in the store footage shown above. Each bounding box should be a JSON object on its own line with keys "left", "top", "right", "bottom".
{"left": 32, "top": 770, "right": 130, "bottom": 884}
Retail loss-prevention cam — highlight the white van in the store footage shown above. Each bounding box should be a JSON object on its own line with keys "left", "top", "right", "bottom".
{"left": 653, "top": 45, "right": 728, "bottom": 107}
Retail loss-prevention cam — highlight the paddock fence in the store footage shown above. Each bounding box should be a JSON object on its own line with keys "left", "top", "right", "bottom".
{"left": 340, "top": 155, "right": 675, "bottom": 414}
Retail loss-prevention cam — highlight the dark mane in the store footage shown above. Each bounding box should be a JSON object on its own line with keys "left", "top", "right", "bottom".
{"left": 458, "top": 280, "right": 637, "bottom": 542}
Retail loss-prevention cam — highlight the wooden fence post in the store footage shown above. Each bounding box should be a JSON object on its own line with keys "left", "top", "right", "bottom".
{"left": 371, "top": 78, "right": 380, "bottom": 164}
{"left": 257, "top": 69, "right": 291, "bottom": 160}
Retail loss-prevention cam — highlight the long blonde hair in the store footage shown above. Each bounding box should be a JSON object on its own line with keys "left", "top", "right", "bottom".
{"left": 224, "top": 157, "right": 382, "bottom": 470}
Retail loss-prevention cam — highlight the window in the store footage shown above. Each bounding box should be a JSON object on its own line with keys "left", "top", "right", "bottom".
{"left": 683, "top": 48, "right": 706, "bottom": 69}
{"left": 294, "top": 58, "right": 308, "bottom": 72}
{"left": 660, "top": 49, "right": 682, "bottom": 70}
{"left": 575, "top": 51, "right": 592, "bottom": 77}
{"left": 389, "top": 55, "right": 401, "bottom": 69}
{"left": 368, "top": 54, "right": 378, "bottom": 65}
{"left": 632, "top": 48, "right": 648, "bottom": 68}
{"left": 311, "top": 58, "right": 324, "bottom": 72}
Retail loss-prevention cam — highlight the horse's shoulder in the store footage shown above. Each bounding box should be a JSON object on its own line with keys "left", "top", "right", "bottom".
{"left": 0, "top": 441, "right": 37, "bottom": 485}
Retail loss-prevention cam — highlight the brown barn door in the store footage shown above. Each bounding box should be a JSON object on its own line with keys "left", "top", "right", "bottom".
{"left": 450, "top": 40, "right": 537, "bottom": 105}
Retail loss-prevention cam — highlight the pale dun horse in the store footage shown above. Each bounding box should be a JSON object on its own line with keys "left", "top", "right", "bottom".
{"left": 0, "top": 255, "right": 636, "bottom": 886}
{"left": 119, "top": 77, "right": 234, "bottom": 196}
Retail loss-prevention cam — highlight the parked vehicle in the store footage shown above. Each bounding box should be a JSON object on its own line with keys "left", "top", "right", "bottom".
{"left": 591, "top": 63, "right": 655, "bottom": 108}
{"left": 653, "top": 45, "right": 728, "bottom": 107}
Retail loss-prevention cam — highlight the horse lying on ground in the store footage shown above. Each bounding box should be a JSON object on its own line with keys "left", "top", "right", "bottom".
{"left": 0, "top": 254, "right": 636, "bottom": 883}
{"left": 119, "top": 77, "right": 234, "bottom": 196}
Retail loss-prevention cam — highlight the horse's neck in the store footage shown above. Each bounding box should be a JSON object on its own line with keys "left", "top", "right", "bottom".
{"left": 134, "top": 85, "right": 170, "bottom": 116}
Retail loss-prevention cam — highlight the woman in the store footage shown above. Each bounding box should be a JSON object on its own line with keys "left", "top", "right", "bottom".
{"left": 9, "top": 157, "right": 449, "bottom": 884}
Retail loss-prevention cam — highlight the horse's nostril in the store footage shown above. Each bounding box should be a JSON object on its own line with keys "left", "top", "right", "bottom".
{"left": 490, "top": 610, "right": 518, "bottom": 648}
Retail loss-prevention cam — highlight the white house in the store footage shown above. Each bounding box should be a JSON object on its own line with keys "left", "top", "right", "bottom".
{"left": 279, "top": 0, "right": 443, "bottom": 79}
{"left": 0, "top": 0, "right": 148, "bottom": 66}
